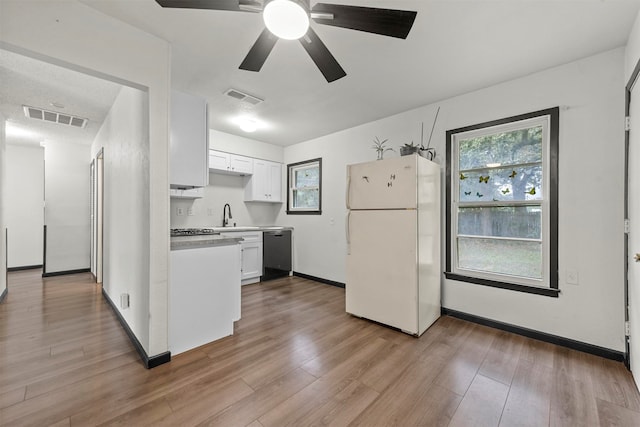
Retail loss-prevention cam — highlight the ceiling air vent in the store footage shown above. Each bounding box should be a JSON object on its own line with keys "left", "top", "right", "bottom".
{"left": 23, "top": 105, "right": 88, "bottom": 129}
{"left": 224, "top": 89, "right": 263, "bottom": 106}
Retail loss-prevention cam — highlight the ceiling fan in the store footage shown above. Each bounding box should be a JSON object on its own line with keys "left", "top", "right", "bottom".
{"left": 155, "top": 0, "right": 417, "bottom": 82}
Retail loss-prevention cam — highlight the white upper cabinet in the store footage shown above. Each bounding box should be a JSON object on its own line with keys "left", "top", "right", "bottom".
{"left": 245, "top": 159, "right": 282, "bottom": 202}
{"left": 170, "top": 90, "right": 209, "bottom": 189}
{"left": 209, "top": 150, "right": 253, "bottom": 175}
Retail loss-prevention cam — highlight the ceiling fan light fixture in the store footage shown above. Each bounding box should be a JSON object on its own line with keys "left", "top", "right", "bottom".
{"left": 263, "top": 0, "right": 309, "bottom": 40}
{"left": 238, "top": 118, "right": 258, "bottom": 133}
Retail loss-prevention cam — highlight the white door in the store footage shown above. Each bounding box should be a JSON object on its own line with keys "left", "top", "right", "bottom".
{"left": 346, "top": 209, "right": 418, "bottom": 333}
{"left": 629, "top": 76, "right": 640, "bottom": 381}
{"left": 347, "top": 156, "right": 417, "bottom": 210}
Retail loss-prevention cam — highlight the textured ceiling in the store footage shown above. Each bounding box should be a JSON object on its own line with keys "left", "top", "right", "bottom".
{"left": 0, "top": 49, "right": 121, "bottom": 147}
{"left": 2, "top": 1, "right": 640, "bottom": 149}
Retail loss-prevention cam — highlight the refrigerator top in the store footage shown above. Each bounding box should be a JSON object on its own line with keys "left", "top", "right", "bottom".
{"left": 347, "top": 155, "right": 439, "bottom": 210}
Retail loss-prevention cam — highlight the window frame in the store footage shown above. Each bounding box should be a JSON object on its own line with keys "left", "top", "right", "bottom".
{"left": 286, "top": 158, "right": 322, "bottom": 215}
{"left": 445, "top": 107, "right": 559, "bottom": 297}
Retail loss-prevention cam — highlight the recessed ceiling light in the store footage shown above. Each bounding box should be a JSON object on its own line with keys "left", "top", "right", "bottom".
{"left": 263, "top": 0, "right": 309, "bottom": 40}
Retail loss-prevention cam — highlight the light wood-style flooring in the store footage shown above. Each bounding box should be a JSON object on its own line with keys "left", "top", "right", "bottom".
{"left": 1, "top": 269, "right": 640, "bottom": 426}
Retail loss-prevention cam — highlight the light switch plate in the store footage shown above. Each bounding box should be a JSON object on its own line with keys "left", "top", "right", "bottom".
{"left": 176, "top": 207, "right": 184, "bottom": 216}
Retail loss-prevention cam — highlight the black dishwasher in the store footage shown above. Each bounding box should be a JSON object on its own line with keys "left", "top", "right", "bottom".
{"left": 262, "top": 230, "right": 292, "bottom": 281}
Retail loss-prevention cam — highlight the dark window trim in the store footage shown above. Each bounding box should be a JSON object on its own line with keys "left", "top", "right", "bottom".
{"left": 445, "top": 107, "right": 559, "bottom": 297}
{"left": 286, "top": 158, "right": 322, "bottom": 215}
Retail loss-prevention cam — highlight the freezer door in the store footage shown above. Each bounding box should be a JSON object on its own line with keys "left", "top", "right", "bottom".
{"left": 347, "top": 156, "right": 417, "bottom": 210}
{"left": 346, "top": 209, "right": 418, "bottom": 333}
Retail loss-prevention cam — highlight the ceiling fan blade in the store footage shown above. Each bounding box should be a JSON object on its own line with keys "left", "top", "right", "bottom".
{"left": 299, "top": 27, "right": 346, "bottom": 83}
{"left": 311, "top": 3, "right": 417, "bottom": 39}
{"left": 239, "top": 28, "right": 278, "bottom": 72}
{"left": 155, "top": 0, "right": 261, "bottom": 12}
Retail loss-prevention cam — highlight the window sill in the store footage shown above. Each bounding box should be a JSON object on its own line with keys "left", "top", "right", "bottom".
{"left": 286, "top": 210, "right": 322, "bottom": 215}
{"left": 444, "top": 272, "right": 560, "bottom": 297}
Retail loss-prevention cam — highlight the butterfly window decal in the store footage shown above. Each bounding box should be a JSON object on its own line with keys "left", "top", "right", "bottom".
{"left": 525, "top": 188, "right": 536, "bottom": 196}
{"left": 476, "top": 192, "right": 483, "bottom": 198}
{"left": 508, "top": 170, "right": 517, "bottom": 179}
{"left": 464, "top": 191, "right": 471, "bottom": 196}
{"left": 479, "top": 175, "right": 489, "bottom": 184}
{"left": 501, "top": 188, "right": 510, "bottom": 195}
{"left": 460, "top": 173, "right": 468, "bottom": 180}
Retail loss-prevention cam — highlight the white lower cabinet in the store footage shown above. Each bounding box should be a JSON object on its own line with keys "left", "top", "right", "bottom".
{"left": 169, "top": 242, "right": 241, "bottom": 355}
{"left": 219, "top": 231, "right": 263, "bottom": 285}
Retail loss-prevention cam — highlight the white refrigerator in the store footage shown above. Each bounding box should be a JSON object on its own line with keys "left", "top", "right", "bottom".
{"left": 346, "top": 154, "right": 441, "bottom": 336}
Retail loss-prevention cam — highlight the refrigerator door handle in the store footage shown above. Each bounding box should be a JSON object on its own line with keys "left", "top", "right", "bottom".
{"left": 346, "top": 211, "right": 351, "bottom": 254}
{"left": 346, "top": 170, "right": 351, "bottom": 209}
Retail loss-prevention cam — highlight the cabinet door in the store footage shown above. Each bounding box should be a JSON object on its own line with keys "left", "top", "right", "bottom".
{"left": 249, "top": 160, "right": 269, "bottom": 201}
{"left": 170, "top": 91, "right": 208, "bottom": 188}
{"left": 241, "top": 241, "right": 263, "bottom": 280}
{"left": 230, "top": 155, "right": 253, "bottom": 175}
{"left": 209, "top": 150, "right": 230, "bottom": 171}
{"left": 268, "top": 162, "right": 282, "bottom": 202}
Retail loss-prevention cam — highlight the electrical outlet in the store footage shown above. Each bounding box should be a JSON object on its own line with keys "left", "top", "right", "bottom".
{"left": 187, "top": 207, "right": 194, "bottom": 216}
{"left": 566, "top": 269, "right": 579, "bottom": 285}
{"left": 176, "top": 207, "right": 184, "bottom": 216}
{"left": 120, "top": 293, "right": 130, "bottom": 309}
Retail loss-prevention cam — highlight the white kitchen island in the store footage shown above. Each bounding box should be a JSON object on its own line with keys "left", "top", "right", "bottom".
{"left": 169, "top": 236, "right": 241, "bottom": 355}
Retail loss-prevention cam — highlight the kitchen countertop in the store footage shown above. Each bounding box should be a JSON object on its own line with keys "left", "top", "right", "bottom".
{"left": 212, "top": 226, "right": 294, "bottom": 232}
{"left": 170, "top": 226, "right": 293, "bottom": 250}
{"left": 170, "top": 235, "right": 243, "bottom": 251}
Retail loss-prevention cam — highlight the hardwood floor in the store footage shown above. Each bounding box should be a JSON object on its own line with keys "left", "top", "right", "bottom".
{"left": 1, "top": 269, "right": 639, "bottom": 426}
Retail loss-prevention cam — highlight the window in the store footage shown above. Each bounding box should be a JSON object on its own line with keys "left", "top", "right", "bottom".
{"left": 445, "top": 108, "right": 559, "bottom": 297}
{"left": 287, "top": 158, "right": 322, "bottom": 214}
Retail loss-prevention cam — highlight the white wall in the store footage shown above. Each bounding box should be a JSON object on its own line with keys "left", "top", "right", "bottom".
{"left": 210, "top": 129, "right": 283, "bottom": 163}
{"left": 92, "top": 86, "right": 150, "bottom": 347}
{"left": 44, "top": 142, "right": 90, "bottom": 272}
{"left": 280, "top": 48, "right": 626, "bottom": 352}
{"left": 0, "top": 115, "right": 6, "bottom": 299}
{"left": 625, "top": 10, "right": 640, "bottom": 83}
{"left": 0, "top": 0, "right": 171, "bottom": 357}
{"left": 6, "top": 145, "right": 44, "bottom": 268}
{"left": 170, "top": 130, "right": 284, "bottom": 228}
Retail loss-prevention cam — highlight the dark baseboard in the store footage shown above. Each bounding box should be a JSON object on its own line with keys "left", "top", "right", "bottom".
{"left": 101, "top": 288, "right": 171, "bottom": 369}
{"left": 0, "top": 288, "right": 7, "bottom": 304}
{"left": 442, "top": 307, "right": 625, "bottom": 362}
{"left": 8, "top": 264, "right": 43, "bottom": 272}
{"left": 42, "top": 268, "right": 90, "bottom": 278}
{"left": 293, "top": 271, "right": 345, "bottom": 289}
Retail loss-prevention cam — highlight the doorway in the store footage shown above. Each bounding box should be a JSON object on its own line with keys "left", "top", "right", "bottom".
{"left": 627, "top": 57, "right": 640, "bottom": 380}
{"left": 91, "top": 149, "right": 104, "bottom": 284}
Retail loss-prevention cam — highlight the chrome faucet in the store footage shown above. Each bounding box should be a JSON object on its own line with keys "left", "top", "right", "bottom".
{"left": 223, "top": 203, "right": 233, "bottom": 227}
